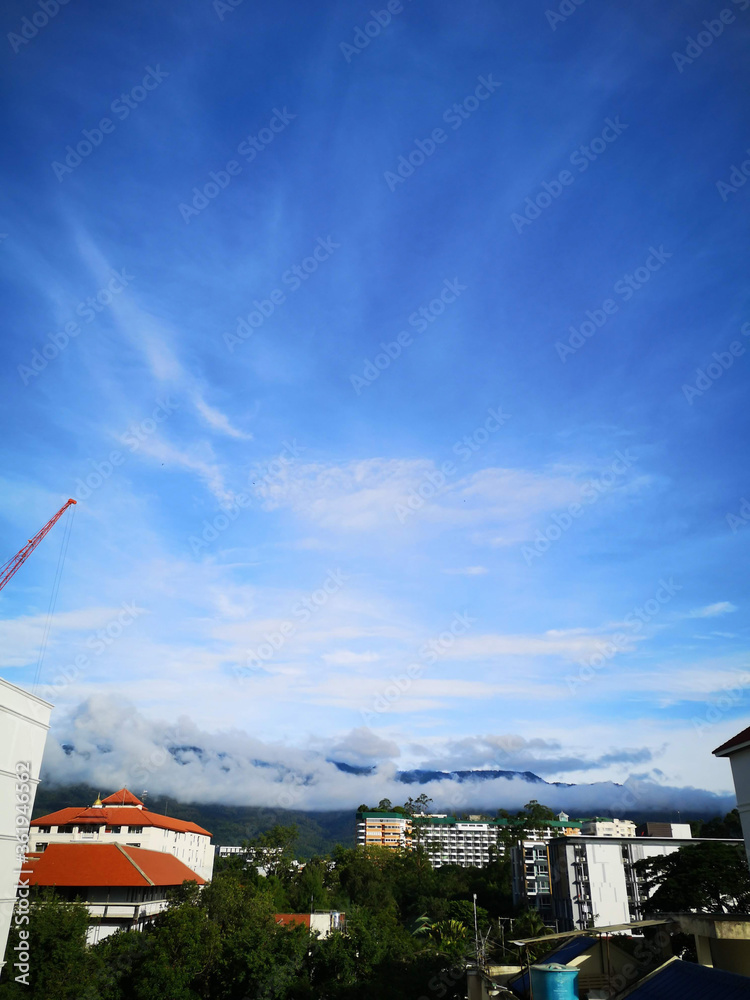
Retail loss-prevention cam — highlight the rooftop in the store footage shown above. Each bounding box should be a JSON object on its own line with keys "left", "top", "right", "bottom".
{"left": 22, "top": 842, "right": 206, "bottom": 888}
{"left": 714, "top": 725, "right": 750, "bottom": 757}
{"left": 32, "top": 788, "right": 212, "bottom": 837}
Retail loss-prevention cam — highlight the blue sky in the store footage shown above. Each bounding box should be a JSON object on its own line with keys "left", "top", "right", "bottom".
{"left": 2, "top": 0, "right": 750, "bottom": 809}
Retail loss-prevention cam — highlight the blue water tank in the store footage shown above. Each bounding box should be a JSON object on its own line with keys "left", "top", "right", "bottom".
{"left": 529, "top": 963, "right": 579, "bottom": 1000}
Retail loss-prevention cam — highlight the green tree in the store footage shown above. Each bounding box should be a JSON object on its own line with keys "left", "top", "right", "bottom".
{"left": 634, "top": 841, "right": 750, "bottom": 913}
{"left": 0, "top": 890, "right": 101, "bottom": 1000}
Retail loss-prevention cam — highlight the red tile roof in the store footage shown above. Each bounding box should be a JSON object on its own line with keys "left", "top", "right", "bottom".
{"left": 714, "top": 725, "right": 750, "bottom": 757}
{"left": 275, "top": 913, "right": 311, "bottom": 928}
{"left": 32, "top": 805, "right": 211, "bottom": 837}
{"left": 101, "top": 788, "right": 144, "bottom": 806}
{"left": 21, "top": 843, "right": 206, "bottom": 887}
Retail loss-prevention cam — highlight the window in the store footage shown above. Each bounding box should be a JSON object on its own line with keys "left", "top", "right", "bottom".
{"left": 126, "top": 842, "right": 141, "bottom": 847}
{"left": 57, "top": 826, "right": 75, "bottom": 834}
{"left": 128, "top": 826, "right": 143, "bottom": 834}
{"left": 106, "top": 826, "right": 121, "bottom": 834}
{"left": 36, "top": 826, "right": 51, "bottom": 834}
{"left": 35, "top": 843, "right": 47, "bottom": 852}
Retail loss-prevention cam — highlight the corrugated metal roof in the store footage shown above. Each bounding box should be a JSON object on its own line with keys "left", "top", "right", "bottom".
{"left": 623, "top": 958, "right": 750, "bottom": 998}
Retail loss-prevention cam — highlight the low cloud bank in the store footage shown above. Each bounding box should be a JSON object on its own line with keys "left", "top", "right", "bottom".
{"left": 40, "top": 697, "right": 735, "bottom": 817}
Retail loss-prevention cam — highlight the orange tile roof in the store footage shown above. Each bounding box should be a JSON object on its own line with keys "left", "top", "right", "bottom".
{"left": 32, "top": 805, "right": 211, "bottom": 837}
{"left": 275, "top": 913, "right": 311, "bottom": 928}
{"left": 21, "top": 843, "right": 206, "bottom": 887}
{"left": 101, "top": 788, "right": 144, "bottom": 806}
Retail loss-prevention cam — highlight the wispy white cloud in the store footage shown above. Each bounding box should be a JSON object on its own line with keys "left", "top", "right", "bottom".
{"left": 688, "top": 601, "right": 738, "bottom": 619}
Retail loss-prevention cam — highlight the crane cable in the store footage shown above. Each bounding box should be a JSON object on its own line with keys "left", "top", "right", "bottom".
{"left": 32, "top": 502, "right": 76, "bottom": 694}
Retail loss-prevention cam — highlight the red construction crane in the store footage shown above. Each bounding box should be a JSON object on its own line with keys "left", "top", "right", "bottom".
{"left": 0, "top": 499, "right": 77, "bottom": 594}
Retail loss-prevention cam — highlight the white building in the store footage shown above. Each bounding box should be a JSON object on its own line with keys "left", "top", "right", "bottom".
{"left": 218, "top": 845, "right": 246, "bottom": 857}
{"left": 356, "top": 810, "right": 583, "bottom": 869}
{"left": 0, "top": 679, "right": 52, "bottom": 979}
{"left": 714, "top": 725, "right": 750, "bottom": 867}
{"left": 546, "top": 832, "right": 745, "bottom": 931}
{"left": 30, "top": 788, "right": 214, "bottom": 881}
{"left": 580, "top": 817, "right": 637, "bottom": 838}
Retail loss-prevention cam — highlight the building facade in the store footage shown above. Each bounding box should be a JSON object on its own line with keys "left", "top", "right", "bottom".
{"left": 547, "top": 833, "right": 743, "bottom": 931}
{"left": 511, "top": 839, "right": 554, "bottom": 923}
{"left": 356, "top": 810, "right": 583, "bottom": 869}
{"left": 0, "top": 678, "right": 52, "bottom": 979}
{"left": 355, "top": 811, "right": 412, "bottom": 850}
{"left": 580, "top": 817, "right": 637, "bottom": 837}
{"left": 30, "top": 788, "right": 214, "bottom": 881}
{"left": 714, "top": 725, "right": 750, "bottom": 868}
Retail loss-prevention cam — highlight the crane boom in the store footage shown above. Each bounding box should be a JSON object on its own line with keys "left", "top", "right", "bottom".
{"left": 0, "top": 499, "right": 77, "bottom": 594}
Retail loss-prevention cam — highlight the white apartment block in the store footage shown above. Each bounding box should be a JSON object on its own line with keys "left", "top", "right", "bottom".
{"left": 356, "top": 810, "right": 583, "bottom": 869}
{"left": 579, "top": 817, "right": 637, "bottom": 838}
{"left": 547, "top": 832, "right": 745, "bottom": 931}
{"left": 0, "top": 679, "right": 52, "bottom": 980}
{"left": 30, "top": 788, "right": 214, "bottom": 881}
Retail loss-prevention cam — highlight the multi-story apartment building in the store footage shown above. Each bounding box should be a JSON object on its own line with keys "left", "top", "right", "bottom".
{"left": 355, "top": 811, "right": 412, "bottom": 850}
{"left": 579, "top": 817, "right": 637, "bottom": 837}
{"left": 355, "top": 810, "right": 583, "bottom": 869}
{"left": 511, "top": 839, "right": 554, "bottom": 923}
{"left": 30, "top": 788, "right": 214, "bottom": 881}
{"left": 547, "top": 832, "right": 744, "bottom": 931}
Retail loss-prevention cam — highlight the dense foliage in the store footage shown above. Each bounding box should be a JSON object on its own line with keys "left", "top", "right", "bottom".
{"left": 8, "top": 799, "right": 745, "bottom": 998}
{"left": 0, "top": 824, "right": 531, "bottom": 1000}
{"left": 634, "top": 840, "right": 750, "bottom": 914}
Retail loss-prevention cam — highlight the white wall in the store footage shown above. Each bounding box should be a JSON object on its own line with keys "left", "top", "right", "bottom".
{"left": 729, "top": 751, "right": 750, "bottom": 868}
{"left": 0, "top": 679, "right": 52, "bottom": 979}
{"left": 32, "top": 823, "right": 214, "bottom": 882}
{"left": 585, "top": 842, "right": 630, "bottom": 926}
